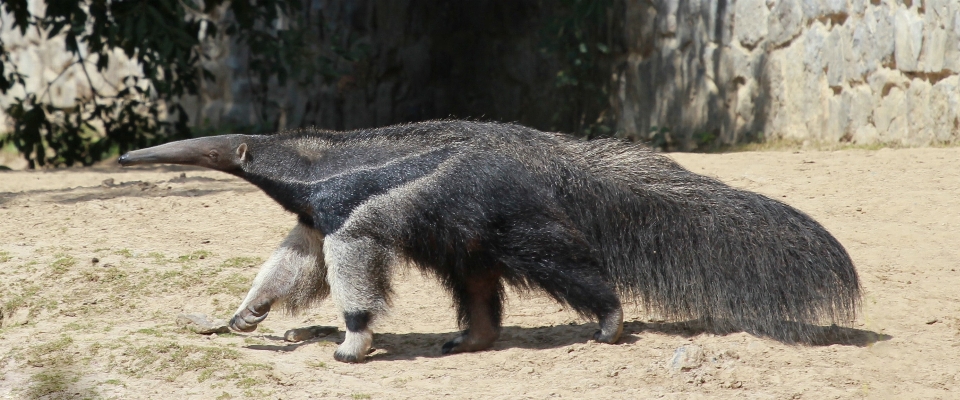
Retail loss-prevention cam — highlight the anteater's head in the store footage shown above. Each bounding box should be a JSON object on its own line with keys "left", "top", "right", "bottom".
{"left": 118, "top": 135, "right": 252, "bottom": 173}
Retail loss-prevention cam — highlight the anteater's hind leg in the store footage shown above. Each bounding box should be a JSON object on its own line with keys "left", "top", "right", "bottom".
{"left": 441, "top": 270, "right": 505, "bottom": 355}
{"left": 538, "top": 268, "right": 624, "bottom": 344}
{"left": 324, "top": 235, "right": 393, "bottom": 363}
{"left": 594, "top": 305, "right": 624, "bottom": 344}
{"left": 502, "top": 219, "right": 624, "bottom": 345}
{"left": 230, "top": 223, "right": 327, "bottom": 332}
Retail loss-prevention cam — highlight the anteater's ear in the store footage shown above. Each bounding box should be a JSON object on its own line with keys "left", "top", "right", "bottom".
{"left": 236, "top": 143, "right": 248, "bottom": 162}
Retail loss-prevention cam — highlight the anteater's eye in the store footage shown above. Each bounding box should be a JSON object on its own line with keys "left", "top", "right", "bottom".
{"left": 208, "top": 150, "right": 219, "bottom": 160}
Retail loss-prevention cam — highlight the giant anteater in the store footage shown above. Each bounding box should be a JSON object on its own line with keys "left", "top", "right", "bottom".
{"left": 119, "top": 120, "right": 860, "bottom": 363}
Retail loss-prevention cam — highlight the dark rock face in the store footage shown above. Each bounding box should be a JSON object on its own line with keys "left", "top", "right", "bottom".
{"left": 212, "top": 1, "right": 574, "bottom": 134}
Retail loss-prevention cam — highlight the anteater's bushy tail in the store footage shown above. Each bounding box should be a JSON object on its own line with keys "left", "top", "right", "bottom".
{"left": 565, "top": 138, "right": 861, "bottom": 343}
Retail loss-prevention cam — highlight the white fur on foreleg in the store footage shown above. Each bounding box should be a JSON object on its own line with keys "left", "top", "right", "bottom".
{"left": 232, "top": 224, "right": 323, "bottom": 329}
{"left": 323, "top": 235, "right": 392, "bottom": 316}
{"left": 334, "top": 329, "right": 374, "bottom": 363}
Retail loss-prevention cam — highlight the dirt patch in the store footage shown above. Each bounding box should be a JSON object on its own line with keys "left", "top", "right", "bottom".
{"left": 1, "top": 148, "right": 959, "bottom": 398}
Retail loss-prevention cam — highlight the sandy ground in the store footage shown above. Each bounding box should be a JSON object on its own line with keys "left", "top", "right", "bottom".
{"left": 1, "top": 147, "right": 959, "bottom": 399}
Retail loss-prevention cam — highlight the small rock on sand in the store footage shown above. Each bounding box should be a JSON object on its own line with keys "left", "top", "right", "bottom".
{"left": 176, "top": 313, "right": 230, "bottom": 334}
{"left": 670, "top": 345, "right": 704, "bottom": 371}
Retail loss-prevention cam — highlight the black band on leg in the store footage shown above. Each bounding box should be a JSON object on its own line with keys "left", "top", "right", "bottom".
{"left": 344, "top": 310, "right": 372, "bottom": 332}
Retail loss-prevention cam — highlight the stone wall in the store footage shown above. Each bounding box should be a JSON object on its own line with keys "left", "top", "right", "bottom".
{"left": 4, "top": 0, "right": 959, "bottom": 148}
{"left": 2, "top": 1, "right": 573, "bottom": 135}
{"left": 613, "top": 0, "right": 960, "bottom": 148}
{"left": 184, "top": 0, "right": 574, "bottom": 133}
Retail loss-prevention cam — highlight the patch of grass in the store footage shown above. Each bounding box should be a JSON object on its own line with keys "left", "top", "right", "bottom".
{"left": 89, "top": 341, "right": 122, "bottom": 357}
{"left": 3, "top": 283, "right": 40, "bottom": 315}
{"left": 240, "top": 362, "right": 272, "bottom": 372}
{"left": 103, "top": 378, "right": 124, "bottom": 386}
{"left": 0, "top": 250, "right": 11, "bottom": 263}
{"left": 22, "top": 336, "right": 76, "bottom": 368}
{"left": 216, "top": 392, "right": 234, "bottom": 400}
{"left": 175, "top": 266, "right": 219, "bottom": 288}
{"left": 236, "top": 377, "right": 262, "bottom": 389}
{"left": 135, "top": 327, "right": 164, "bottom": 337}
{"left": 34, "top": 245, "right": 72, "bottom": 255}
{"left": 220, "top": 256, "right": 263, "bottom": 269}
{"left": 64, "top": 321, "right": 97, "bottom": 332}
{"left": 243, "top": 337, "right": 265, "bottom": 345}
{"left": 119, "top": 341, "right": 243, "bottom": 382}
{"left": 12, "top": 260, "right": 38, "bottom": 273}
{"left": 198, "top": 369, "right": 217, "bottom": 382}
{"left": 178, "top": 250, "right": 213, "bottom": 263}
{"left": 243, "top": 388, "right": 273, "bottom": 398}
{"left": 81, "top": 265, "right": 133, "bottom": 291}
{"left": 210, "top": 272, "right": 252, "bottom": 297}
{"left": 147, "top": 252, "right": 169, "bottom": 265}
{"left": 351, "top": 393, "right": 372, "bottom": 399}
{"left": 306, "top": 360, "right": 328, "bottom": 369}
{"left": 114, "top": 249, "right": 134, "bottom": 258}
{"left": 50, "top": 255, "right": 77, "bottom": 274}
{"left": 25, "top": 370, "right": 97, "bottom": 399}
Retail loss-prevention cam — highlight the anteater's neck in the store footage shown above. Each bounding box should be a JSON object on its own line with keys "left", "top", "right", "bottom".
{"left": 235, "top": 133, "right": 430, "bottom": 228}
{"left": 233, "top": 135, "right": 331, "bottom": 220}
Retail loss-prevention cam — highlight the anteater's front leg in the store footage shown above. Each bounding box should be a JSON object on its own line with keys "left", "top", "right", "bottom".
{"left": 324, "top": 235, "right": 393, "bottom": 363}
{"left": 230, "top": 223, "right": 328, "bottom": 332}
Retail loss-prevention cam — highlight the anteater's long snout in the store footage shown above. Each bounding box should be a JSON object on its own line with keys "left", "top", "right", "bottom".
{"left": 117, "top": 135, "right": 247, "bottom": 171}
{"left": 117, "top": 140, "right": 201, "bottom": 167}
{"left": 117, "top": 153, "right": 133, "bottom": 166}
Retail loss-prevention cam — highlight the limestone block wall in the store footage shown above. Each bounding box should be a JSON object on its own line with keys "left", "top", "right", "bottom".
{"left": 612, "top": 0, "right": 960, "bottom": 147}
{"left": 4, "top": 0, "right": 959, "bottom": 148}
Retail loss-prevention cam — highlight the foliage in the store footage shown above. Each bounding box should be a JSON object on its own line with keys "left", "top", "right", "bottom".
{"left": 646, "top": 126, "right": 721, "bottom": 152}
{"left": 0, "top": 0, "right": 324, "bottom": 168}
{"left": 646, "top": 126, "right": 671, "bottom": 151}
{"left": 540, "top": 0, "right": 618, "bottom": 139}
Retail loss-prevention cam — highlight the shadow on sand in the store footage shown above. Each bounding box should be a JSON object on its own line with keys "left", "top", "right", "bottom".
{"left": 242, "top": 319, "right": 890, "bottom": 362}
{"left": 0, "top": 170, "right": 254, "bottom": 206}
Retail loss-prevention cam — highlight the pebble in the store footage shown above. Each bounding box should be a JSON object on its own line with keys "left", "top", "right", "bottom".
{"left": 726, "top": 380, "right": 743, "bottom": 389}
{"left": 176, "top": 313, "right": 230, "bottom": 334}
{"left": 669, "top": 345, "right": 704, "bottom": 371}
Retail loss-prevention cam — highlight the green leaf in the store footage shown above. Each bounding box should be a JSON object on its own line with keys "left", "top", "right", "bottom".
{"left": 96, "top": 53, "right": 109, "bottom": 71}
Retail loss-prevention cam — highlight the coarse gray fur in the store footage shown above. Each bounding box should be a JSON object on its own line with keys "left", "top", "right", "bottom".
{"left": 118, "top": 120, "right": 861, "bottom": 363}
